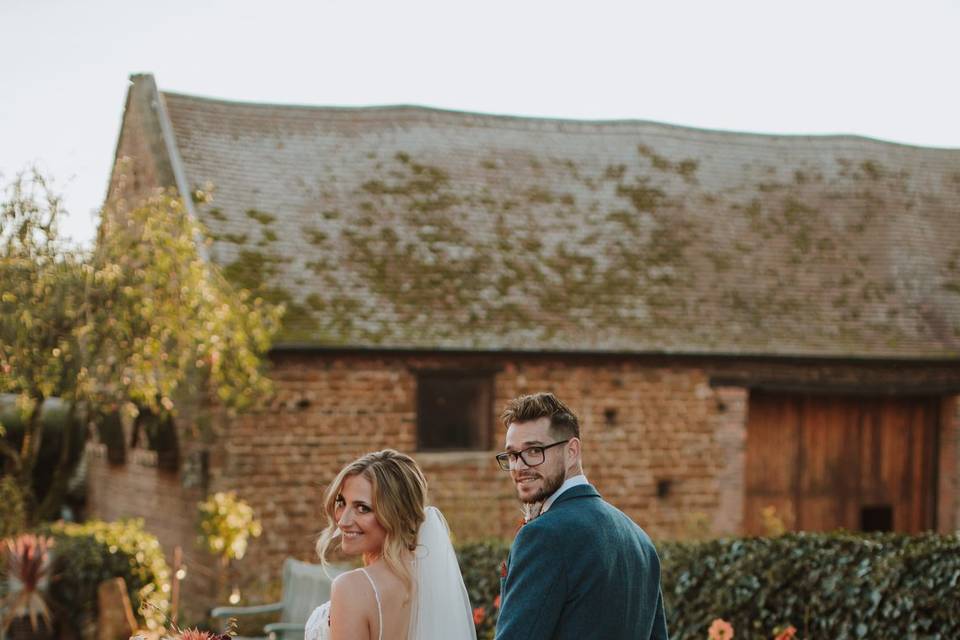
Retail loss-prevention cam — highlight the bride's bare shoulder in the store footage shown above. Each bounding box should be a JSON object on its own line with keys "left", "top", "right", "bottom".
{"left": 331, "top": 568, "right": 374, "bottom": 600}
{"left": 329, "top": 569, "right": 376, "bottom": 638}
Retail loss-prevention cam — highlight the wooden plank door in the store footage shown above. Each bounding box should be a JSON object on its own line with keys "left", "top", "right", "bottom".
{"left": 744, "top": 392, "right": 938, "bottom": 535}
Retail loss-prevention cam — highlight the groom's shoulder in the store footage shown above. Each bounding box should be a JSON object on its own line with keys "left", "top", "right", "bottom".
{"left": 556, "top": 492, "right": 651, "bottom": 536}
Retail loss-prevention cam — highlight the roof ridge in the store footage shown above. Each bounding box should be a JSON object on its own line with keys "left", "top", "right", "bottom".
{"left": 158, "top": 90, "right": 960, "bottom": 152}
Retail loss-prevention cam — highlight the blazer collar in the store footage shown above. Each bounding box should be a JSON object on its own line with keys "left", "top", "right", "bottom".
{"left": 550, "top": 483, "right": 600, "bottom": 508}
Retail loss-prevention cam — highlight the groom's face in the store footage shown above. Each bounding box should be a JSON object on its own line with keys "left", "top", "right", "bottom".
{"left": 505, "top": 417, "right": 568, "bottom": 504}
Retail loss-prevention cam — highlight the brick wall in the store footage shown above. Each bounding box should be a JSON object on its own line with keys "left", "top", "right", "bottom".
{"left": 107, "top": 74, "right": 178, "bottom": 206}
{"left": 87, "top": 351, "right": 960, "bottom": 616}
{"left": 86, "top": 444, "right": 213, "bottom": 622}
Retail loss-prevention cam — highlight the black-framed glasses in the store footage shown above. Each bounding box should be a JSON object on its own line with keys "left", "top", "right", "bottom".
{"left": 495, "top": 440, "right": 571, "bottom": 471}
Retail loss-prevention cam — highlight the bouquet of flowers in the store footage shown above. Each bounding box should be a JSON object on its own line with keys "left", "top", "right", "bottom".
{"left": 132, "top": 632, "right": 231, "bottom": 640}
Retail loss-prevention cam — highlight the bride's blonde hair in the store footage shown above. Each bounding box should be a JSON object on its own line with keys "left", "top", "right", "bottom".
{"left": 316, "top": 449, "right": 428, "bottom": 595}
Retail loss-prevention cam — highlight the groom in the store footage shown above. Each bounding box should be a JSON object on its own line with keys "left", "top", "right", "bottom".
{"left": 495, "top": 392, "right": 669, "bottom": 640}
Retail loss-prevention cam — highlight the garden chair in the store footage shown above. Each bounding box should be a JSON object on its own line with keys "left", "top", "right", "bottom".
{"left": 211, "top": 558, "right": 345, "bottom": 640}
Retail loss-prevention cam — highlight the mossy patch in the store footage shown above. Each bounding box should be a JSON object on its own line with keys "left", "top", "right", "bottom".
{"left": 636, "top": 144, "right": 699, "bottom": 182}
{"left": 860, "top": 160, "right": 885, "bottom": 180}
{"left": 221, "top": 233, "right": 248, "bottom": 245}
{"left": 616, "top": 178, "right": 666, "bottom": 213}
{"left": 604, "top": 164, "right": 626, "bottom": 181}
{"left": 246, "top": 209, "right": 277, "bottom": 225}
{"left": 303, "top": 227, "right": 329, "bottom": 245}
{"left": 222, "top": 250, "right": 288, "bottom": 292}
{"left": 304, "top": 258, "right": 333, "bottom": 274}
{"left": 222, "top": 250, "right": 317, "bottom": 340}
{"left": 305, "top": 293, "right": 325, "bottom": 310}
{"left": 526, "top": 187, "right": 555, "bottom": 205}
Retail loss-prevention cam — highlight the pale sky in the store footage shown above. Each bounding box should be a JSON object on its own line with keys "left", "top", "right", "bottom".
{"left": 2, "top": 0, "right": 958, "bottom": 247}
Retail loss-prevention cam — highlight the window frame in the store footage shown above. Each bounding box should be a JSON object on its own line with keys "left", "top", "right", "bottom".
{"left": 415, "top": 369, "right": 495, "bottom": 452}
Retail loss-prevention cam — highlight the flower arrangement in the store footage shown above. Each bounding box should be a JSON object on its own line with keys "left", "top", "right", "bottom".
{"left": 130, "top": 606, "right": 236, "bottom": 640}
{"left": 1, "top": 533, "right": 55, "bottom": 636}
{"left": 132, "top": 630, "right": 231, "bottom": 640}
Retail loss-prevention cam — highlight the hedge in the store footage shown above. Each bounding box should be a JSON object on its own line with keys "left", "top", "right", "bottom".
{"left": 458, "top": 538, "right": 511, "bottom": 640}
{"left": 42, "top": 519, "right": 171, "bottom": 634}
{"left": 457, "top": 532, "right": 960, "bottom": 640}
{"left": 659, "top": 532, "right": 960, "bottom": 640}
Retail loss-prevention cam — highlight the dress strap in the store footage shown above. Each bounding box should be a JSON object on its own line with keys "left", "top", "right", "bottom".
{"left": 358, "top": 568, "right": 383, "bottom": 640}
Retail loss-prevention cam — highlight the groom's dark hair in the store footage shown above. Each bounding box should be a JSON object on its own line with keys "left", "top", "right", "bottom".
{"left": 500, "top": 392, "right": 580, "bottom": 439}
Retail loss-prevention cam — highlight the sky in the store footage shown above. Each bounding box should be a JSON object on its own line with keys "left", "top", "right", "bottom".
{"left": 2, "top": 0, "right": 958, "bottom": 248}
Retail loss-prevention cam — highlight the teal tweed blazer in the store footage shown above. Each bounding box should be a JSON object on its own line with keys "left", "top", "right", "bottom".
{"left": 496, "top": 484, "right": 669, "bottom": 640}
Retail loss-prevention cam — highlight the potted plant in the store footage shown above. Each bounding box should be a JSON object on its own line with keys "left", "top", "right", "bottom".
{"left": 1, "top": 533, "right": 55, "bottom": 640}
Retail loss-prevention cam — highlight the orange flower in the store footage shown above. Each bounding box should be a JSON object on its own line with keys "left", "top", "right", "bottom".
{"left": 473, "top": 606, "right": 486, "bottom": 625}
{"left": 708, "top": 618, "right": 734, "bottom": 640}
{"left": 774, "top": 625, "right": 797, "bottom": 640}
{"left": 494, "top": 594, "right": 501, "bottom": 609}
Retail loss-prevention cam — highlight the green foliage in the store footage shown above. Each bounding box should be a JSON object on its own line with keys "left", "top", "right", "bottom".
{"left": 456, "top": 538, "right": 510, "bottom": 640}
{"left": 455, "top": 533, "right": 960, "bottom": 639}
{"left": 197, "top": 492, "right": 262, "bottom": 562}
{"left": 0, "top": 395, "right": 86, "bottom": 515}
{"left": 0, "top": 475, "right": 26, "bottom": 538}
{"left": 92, "top": 189, "right": 282, "bottom": 417}
{"left": 659, "top": 532, "right": 960, "bottom": 640}
{"left": 0, "top": 170, "right": 281, "bottom": 522}
{"left": 0, "top": 170, "right": 86, "bottom": 516}
{"left": 44, "top": 519, "right": 170, "bottom": 634}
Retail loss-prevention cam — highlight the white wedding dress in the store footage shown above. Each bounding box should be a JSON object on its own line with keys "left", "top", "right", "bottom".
{"left": 304, "top": 506, "right": 476, "bottom": 640}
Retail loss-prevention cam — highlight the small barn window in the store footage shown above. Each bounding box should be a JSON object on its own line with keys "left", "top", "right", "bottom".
{"left": 417, "top": 372, "right": 493, "bottom": 451}
{"left": 133, "top": 408, "right": 179, "bottom": 471}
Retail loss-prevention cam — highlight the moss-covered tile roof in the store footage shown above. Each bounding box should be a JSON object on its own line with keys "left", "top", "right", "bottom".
{"left": 159, "top": 90, "right": 960, "bottom": 358}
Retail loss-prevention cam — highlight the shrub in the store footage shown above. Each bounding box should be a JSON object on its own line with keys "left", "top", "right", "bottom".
{"left": 197, "top": 492, "right": 262, "bottom": 562}
{"left": 659, "top": 532, "right": 960, "bottom": 640}
{"left": 0, "top": 476, "right": 26, "bottom": 538}
{"left": 457, "top": 532, "right": 960, "bottom": 639}
{"left": 457, "top": 538, "right": 511, "bottom": 640}
{"left": 43, "top": 519, "right": 171, "bottom": 634}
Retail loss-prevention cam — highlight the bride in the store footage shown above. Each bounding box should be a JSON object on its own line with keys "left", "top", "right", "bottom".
{"left": 305, "top": 449, "right": 477, "bottom": 640}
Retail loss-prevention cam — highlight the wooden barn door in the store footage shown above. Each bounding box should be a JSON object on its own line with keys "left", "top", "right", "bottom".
{"left": 744, "top": 392, "right": 938, "bottom": 534}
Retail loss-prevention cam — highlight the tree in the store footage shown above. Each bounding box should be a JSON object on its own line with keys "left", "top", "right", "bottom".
{"left": 0, "top": 170, "right": 282, "bottom": 522}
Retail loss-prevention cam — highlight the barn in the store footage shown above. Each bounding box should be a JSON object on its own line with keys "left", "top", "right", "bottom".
{"left": 88, "top": 73, "right": 960, "bottom": 610}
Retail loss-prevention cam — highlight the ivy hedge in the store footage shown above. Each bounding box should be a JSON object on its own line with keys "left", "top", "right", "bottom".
{"left": 457, "top": 532, "right": 960, "bottom": 640}
{"left": 458, "top": 538, "right": 511, "bottom": 640}
{"left": 659, "top": 532, "right": 960, "bottom": 640}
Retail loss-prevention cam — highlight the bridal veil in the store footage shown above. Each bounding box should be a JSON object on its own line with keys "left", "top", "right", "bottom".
{"left": 407, "top": 506, "right": 477, "bottom": 640}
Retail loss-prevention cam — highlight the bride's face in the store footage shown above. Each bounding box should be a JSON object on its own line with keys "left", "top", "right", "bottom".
{"left": 335, "top": 474, "right": 387, "bottom": 558}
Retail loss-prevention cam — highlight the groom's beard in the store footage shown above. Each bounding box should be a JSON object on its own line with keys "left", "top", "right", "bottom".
{"left": 517, "top": 466, "right": 565, "bottom": 504}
